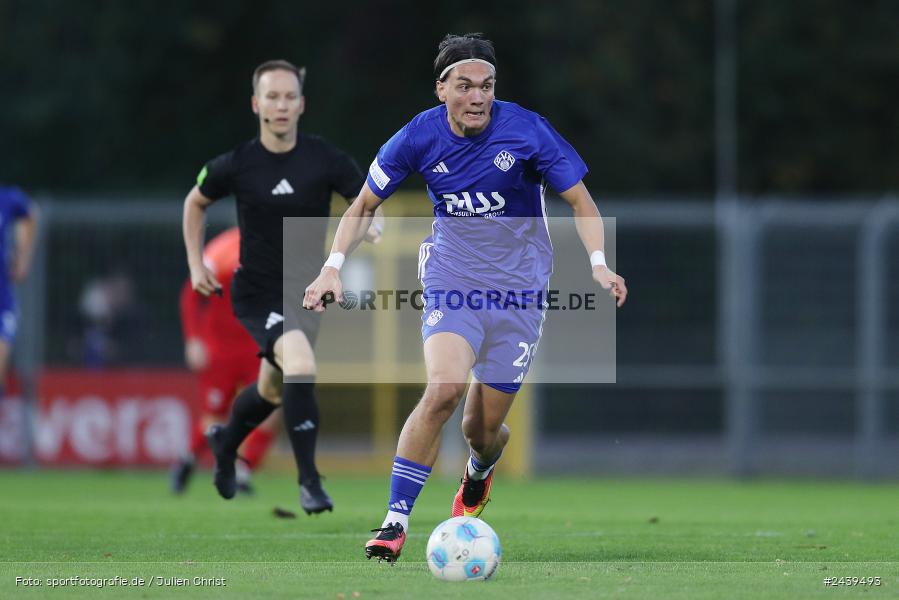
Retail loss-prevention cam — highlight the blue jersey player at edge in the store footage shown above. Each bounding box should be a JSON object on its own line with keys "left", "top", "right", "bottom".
{"left": 303, "top": 33, "right": 627, "bottom": 563}
{"left": 0, "top": 185, "right": 38, "bottom": 396}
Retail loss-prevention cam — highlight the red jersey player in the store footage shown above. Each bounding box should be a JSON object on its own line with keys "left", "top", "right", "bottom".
{"left": 170, "top": 227, "right": 278, "bottom": 494}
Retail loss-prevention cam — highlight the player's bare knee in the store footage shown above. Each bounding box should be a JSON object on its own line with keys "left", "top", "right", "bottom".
{"left": 498, "top": 423, "right": 511, "bottom": 442}
{"left": 428, "top": 380, "right": 467, "bottom": 401}
{"left": 256, "top": 376, "right": 282, "bottom": 405}
{"left": 282, "top": 355, "right": 316, "bottom": 378}
{"left": 276, "top": 330, "right": 315, "bottom": 377}
{"left": 420, "top": 382, "right": 465, "bottom": 421}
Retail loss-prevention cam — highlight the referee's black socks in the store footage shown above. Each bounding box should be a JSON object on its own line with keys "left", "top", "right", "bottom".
{"left": 281, "top": 381, "right": 320, "bottom": 486}
{"left": 220, "top": 382, "right": 277, "bottom": 451}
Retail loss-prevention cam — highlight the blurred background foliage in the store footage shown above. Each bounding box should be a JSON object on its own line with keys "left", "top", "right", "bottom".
{"left": 1, "top": 0, "right": 897, "bottom": 195}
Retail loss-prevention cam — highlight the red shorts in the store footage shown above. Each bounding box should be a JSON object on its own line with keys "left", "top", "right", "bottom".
{"left": 198, "top": 352, "right": 260, "bottom": 417}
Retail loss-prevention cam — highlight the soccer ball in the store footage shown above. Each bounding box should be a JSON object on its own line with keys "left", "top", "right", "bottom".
{"left": 426, "top": 516, "right": 501, "bottom": 582}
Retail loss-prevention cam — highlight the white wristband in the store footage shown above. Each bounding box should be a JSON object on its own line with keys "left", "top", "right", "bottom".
{"left": 590, "top": 250, "right": 607, "bottom": 268}
{"left": 323, "top": 252, "right": 345, "bottom": 271}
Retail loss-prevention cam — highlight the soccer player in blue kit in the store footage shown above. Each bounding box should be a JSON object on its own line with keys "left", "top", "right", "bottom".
{"left": 304, "top": 34, "right": 627, "bottom": 562}
{"left": 0, "top": 184, "right": 38, "bottom": 394}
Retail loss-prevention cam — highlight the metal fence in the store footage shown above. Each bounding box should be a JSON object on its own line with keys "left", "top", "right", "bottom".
{"left": 538, "top": 197, "right": 899, "bottom": 478}
{"left": 11, "top": 195, "right": 899, "bottom": 478}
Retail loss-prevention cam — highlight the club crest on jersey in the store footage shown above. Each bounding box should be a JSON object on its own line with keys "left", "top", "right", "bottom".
{"left": 426, "top": 309, "right": 444, "bottom": 326}
{"left": 494, "top": 150, "right": 515, "bottom": 172}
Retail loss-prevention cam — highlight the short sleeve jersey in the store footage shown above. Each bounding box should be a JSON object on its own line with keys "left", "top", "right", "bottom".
{"left": 0, "top": 186, "right": 32, "bottom": 302}
{"left": 198, "top": 135, "right": 364, "bottom": 290}
{"left": 366, "top": 100, "right": 587, "bottom": 290}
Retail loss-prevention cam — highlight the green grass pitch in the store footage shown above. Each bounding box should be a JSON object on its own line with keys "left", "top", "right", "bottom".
{"left": 0, "top": 471, "right": 896, "bottom": 598}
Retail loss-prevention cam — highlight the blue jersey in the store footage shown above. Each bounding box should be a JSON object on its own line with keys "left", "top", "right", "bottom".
{"left": 0, "top": 186, "right": 31, "bottom": 341}
{"left": 366, "top": 100, "right": 587, "bottom": 291}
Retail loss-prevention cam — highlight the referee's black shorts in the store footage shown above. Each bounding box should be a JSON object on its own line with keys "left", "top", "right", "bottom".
{"left": 231, "top": 268, "right": 321, "bottom": 369}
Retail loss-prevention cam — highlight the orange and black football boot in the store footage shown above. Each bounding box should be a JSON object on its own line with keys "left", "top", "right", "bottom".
{"left": 451, "top": 469, "right": 494, "bottom": 518}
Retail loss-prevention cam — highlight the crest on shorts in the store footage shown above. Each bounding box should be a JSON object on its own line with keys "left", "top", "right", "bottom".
{"left": 426, "top": 309, "right": 444, "bottom": 326}
{"left": 493, "top": 150, "right": 515, "bottom": 172}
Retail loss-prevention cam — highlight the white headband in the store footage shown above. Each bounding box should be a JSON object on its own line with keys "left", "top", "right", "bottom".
{"left": 438, "top": 58, "right": 495, "bottom": 81}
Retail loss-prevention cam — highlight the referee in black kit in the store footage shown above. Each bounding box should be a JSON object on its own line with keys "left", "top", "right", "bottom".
{"left": 182, "top": 60, "right": 381, "bottom": 514}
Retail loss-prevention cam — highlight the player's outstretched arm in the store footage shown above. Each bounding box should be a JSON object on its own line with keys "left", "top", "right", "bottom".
{"left": 303, "top": 182, "right": 385, "bottom": 311}
{"left": 182, "top": 185, "right": 222, "bottom": 297}
{"left": 11, "top": 203, "right": 38, "bottom": 282}
{"left": 559, "top": 181, "right": 628, "bottom": 307}
{"left": 364, "top": 205, "right": 385, "bottom": 244}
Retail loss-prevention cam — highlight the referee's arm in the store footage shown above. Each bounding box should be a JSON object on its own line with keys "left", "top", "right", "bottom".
{"left": 182, "top": 185, "right": 222, "bottom": 297}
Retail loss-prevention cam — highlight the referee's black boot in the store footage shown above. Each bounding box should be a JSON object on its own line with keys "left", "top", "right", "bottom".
{"left": 300, "top": 478, "right": 333, "bottom": 515}
{"left": 206, "top": 425, "right": 237, "bottom": 500}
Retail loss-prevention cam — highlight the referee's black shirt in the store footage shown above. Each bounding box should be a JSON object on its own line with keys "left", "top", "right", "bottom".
{"left": 198, "top": 134, "right": 364, "bottom": 292}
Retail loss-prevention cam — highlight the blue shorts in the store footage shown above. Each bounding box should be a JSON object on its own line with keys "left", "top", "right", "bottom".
{"left": 0, "top": 310, "right": 16, "bottom": 344}
{"left": 0, "top": 290, "right": 16, "bottom": 344}
{"left": 420, "top": 283, "right": 546, "bottom": 394}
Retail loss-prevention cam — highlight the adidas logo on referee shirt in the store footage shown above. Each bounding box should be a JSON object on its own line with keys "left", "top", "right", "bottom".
{"left": 271, "top": 178, "right": 294, "bottom": 195}
{"left": 432, "top": 161, "right": 449, "bottom": 173}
